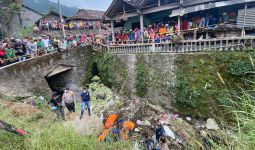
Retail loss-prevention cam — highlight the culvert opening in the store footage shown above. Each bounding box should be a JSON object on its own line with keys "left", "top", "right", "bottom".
{"left": 45, "top": 69, "right": 73, "bottom": 94}
{"left": 92, "top": 62, "right": 99, "bottom": 76}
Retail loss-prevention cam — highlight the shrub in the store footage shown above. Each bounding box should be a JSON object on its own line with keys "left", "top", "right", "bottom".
{"left": 227, "top": 60, "right": 254, "bottom": 77}
{"left": 136, "top": 56, "right": 149, "bottom": 97}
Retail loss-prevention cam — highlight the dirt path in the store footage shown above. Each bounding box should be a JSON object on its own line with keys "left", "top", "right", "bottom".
{"left": 64, "top": 112, "right": 104, "bottom": 135}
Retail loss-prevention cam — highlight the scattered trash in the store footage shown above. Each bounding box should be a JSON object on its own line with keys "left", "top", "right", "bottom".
{"left": 206, "top": 118, "right": 219, "bottom": 130}
{"left": 105, "top": 113, "right": 118, "bottom": 129}
{"left": 0, "top": 120, "right": 28, "bottom": 136}
{"left": 99, "top": 129, "right": 110, "bottom": 142}
{"left": 134, "top": 128, "right": 140, "bottom": 132}
{"left": 172, "top": 114, "right": 179, "bottom": 120}
{"left": 143, "top": 120, "right": 151, "bottom": 126}
{"left": 136, "top": 120, "right": 143, "bottom": 125}
{"left": 123, "top": 121, "right": 135, "bottom": 130}
{"left": 186, "top": 117, "right": 192, "bottom": 121}
{"left": 163, "top": 125, "right": 175, "bottom": 139}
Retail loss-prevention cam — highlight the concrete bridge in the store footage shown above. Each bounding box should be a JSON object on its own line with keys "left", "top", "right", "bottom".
{"left": 0, "top": 47, "right": 92, "bottom": 97}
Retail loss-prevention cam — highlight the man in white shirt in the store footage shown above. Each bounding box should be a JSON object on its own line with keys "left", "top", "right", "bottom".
{"left": 42, "top": 35, "right": 49, "bottom": 49}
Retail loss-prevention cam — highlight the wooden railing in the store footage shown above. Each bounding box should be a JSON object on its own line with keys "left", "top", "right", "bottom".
{"left": 92, "top": 37, "right": 255, "bottom": 54}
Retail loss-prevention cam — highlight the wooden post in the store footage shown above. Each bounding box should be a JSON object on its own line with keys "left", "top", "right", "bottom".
{"left": 111, "top": 20, "right": 115, "bottom": 42}
{"left": 178, "top": 15, "right": 181, "bottom": 35}
{"left": 193, "top": 29, "right": 197, "bottom": 40}
{"left": 242, "top": 3, "right": 248, "bottom": 37}
{"left": 140, "top": 15, "right": 144, "bottom": 43}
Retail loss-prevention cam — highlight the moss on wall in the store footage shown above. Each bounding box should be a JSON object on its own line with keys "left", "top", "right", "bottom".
{"left": 82, "top": 52, "right": 129, "bottom": 96}
{"left": 136, "top": 55, "right": 149, "bottom": 97}
{"left": 175, "top": 52, "right": 255, "bottom": 120}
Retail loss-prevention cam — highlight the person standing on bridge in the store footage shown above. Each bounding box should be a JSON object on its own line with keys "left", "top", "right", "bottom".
{"left": 80, "top": 85, "right": 91, "bottom": 120}
{"left": 62, "top": 88, "right": 76, "bottom": 113}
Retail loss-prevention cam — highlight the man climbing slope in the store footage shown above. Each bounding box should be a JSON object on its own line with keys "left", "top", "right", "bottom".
{"left": 48, "top": 92, "right": 65, "bottom": 120}
{"left": 80, "top": 85, "right": 91, "bottom": 120}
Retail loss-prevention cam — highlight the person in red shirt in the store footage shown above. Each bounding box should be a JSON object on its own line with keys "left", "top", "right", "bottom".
{"left": 0, "top": 40, "right": 6, "bottom": 67}
{"left": 182, "top": 19, "right": 189, "bottom": 30}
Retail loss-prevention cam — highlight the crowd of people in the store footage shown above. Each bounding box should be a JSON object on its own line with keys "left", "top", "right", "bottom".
{"left": 0, "top": 33, "right": 107, "bottom": 67}
{"left": 38, "top": 19, "right": 102, "bottom": 31}
{"left": 109, "top": 11, "right": 238, "bottom": 44}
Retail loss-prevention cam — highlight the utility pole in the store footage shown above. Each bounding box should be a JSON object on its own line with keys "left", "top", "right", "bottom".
{"left": 58, "top": 0, "right": 66, "bottom": 38}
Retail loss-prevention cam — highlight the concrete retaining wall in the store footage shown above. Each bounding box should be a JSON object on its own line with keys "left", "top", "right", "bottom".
{"left": 0, "top": 47, "right": 92, "bottom": 97}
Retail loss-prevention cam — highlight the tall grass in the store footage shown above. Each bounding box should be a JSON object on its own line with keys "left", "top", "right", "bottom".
{"left": 225, "top": 87, "right": 255, "bottom": 149}
{"left": 0, "top": 99, "right": 132, "bottom": 150}
{"left": 26, "top": 123, "right": 132, "bottom": 150}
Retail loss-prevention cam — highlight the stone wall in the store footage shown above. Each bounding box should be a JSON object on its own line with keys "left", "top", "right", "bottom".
{"left": 0, "top": 47, "right": 92, "bottom": 97}
{"left": 21, "top": 7, "right": 43, "bottom": 27}
{"left": 114, "top": 53, "right": 177, "bottom": 110}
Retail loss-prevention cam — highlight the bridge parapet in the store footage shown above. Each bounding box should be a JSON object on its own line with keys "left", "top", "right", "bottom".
{"left": 92, "top": 37, "right": 255, "bottom": 54}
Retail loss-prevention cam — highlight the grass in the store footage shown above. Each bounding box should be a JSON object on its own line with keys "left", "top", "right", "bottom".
{"left": 175, "top": 52, "right": 255, "bottom": 120}
{"left": 0, "top": 97, "right": 132, "bottom": 150}
{"left": 223, "top": 87, "right": 255, "bottom": 149}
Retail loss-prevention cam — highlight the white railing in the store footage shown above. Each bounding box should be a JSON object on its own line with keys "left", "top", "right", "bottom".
{"left": 92, "top": 37, "right": 255, "bottom": 54}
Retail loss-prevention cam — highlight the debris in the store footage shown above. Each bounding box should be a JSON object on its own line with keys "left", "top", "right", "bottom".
{"left": 133, "top": 141, "right": 140, "bottom": 150}
{"left": 163, "top": 125, "right": 175, "bottom": 139}
{"left": 206, "top": 118, "right": 219, "bottom": 130}
{"left": 144, "top": 120, "right": 151, "bottom": 126}
{"left": 134, "top": 128, "right": 140, "bottom": 132}
{"left": 136, "top": 120, "right": 143, "bottom": 125}
{"left": 0, "top": 120, "right": 28, "bottom": 136}
{"left": 172, "top": 114, "right": 179, "bottom": 120}
{"left": 99, "top": 129, "right": 110, "bottom": 142}
{"left": 186, "top": 117, "right": 192, "bottom": 121}
{"left": 123, "top": 121, "right": 135, "bottom": 130}
{"left": 105, "top": 113, "right": 118, "bottom": 129}
{"left": 147, "top": 103, "right": 166, "bottom": 113}
{"left": 161, "top": 114, "right": 169, "bottom": 121}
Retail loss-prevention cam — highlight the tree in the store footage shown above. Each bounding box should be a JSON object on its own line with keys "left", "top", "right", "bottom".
{"left": 0, "top": 0, "right": 22, "bottom": 38}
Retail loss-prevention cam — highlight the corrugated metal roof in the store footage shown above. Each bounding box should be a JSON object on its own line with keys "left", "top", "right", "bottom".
{"left": 237, "top": 7, "right": 255, "bottom": 27}
{"left": 170, "top": 0, "right": 255, "bottom": 17}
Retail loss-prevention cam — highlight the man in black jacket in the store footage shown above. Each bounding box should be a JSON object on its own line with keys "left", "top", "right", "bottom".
{"left": 48, "top": 92, "right": 65, "bottom": 120}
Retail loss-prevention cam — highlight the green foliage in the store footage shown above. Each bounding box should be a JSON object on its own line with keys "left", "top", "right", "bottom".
{"left": 0, "top": 0, "right": 22, "bottom": 37}
{"left": 83, "top": 52, "right": 128, "bottom": 94}
{"left": 217, "top": 84, "right": 255, "bottom": 149}
{"left": 227, "top": 59, "right": 254, "bottom": 77}
{"left": 26, "top": 124, "right": 132, "bottom": 150}
{"left": 136, "top": 56, "right": 149, "bottom": 97}
{"left": 18, "top": 26, "right": 34, "bottom": 38}
{"left": 0, "top": 96, "right": 132, "bottom": 150}
{"left": 0, "top": 130, "right": 25, "bottom": 150}
{"left": 175, "top": 52, "right": 255, "bottom": 119}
